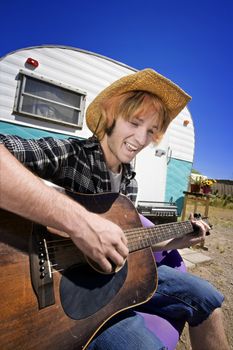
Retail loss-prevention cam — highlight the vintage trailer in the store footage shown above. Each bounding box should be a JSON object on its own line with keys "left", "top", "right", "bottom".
{"left": 0, "top": 45, "right": 195, "bottom": 215}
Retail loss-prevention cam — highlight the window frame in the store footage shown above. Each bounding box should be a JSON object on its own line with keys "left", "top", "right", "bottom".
{"left": 13, "top": 69, "right": 87, "bottom": 129}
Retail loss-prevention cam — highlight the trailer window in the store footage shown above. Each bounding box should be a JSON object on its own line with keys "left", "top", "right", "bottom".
{"left": 14, "top": 72, "right": 86, "bottom": 128}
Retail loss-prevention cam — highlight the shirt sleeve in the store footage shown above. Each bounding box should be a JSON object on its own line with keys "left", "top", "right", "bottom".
{"left": 0, "top": 134, "right": 77, "bottom": 179}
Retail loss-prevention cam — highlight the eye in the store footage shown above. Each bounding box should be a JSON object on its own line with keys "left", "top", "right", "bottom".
{"left": 148, "top": 129, "right": 154, "bottom": 135}
{"left": 129, "top": 121, "right": 138, "bottom": 127}
{"left": 149, "top": 125, "right": 159, "bottom": 135}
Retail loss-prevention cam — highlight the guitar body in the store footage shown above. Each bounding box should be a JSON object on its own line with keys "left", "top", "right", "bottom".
{"left": 0, "top": 193, "right": 157, "bottom": 350}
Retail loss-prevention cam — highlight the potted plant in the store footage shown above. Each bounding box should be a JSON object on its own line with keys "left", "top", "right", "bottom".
{"left": 201, "top": 179, "right": 217, "bottom": 194}
{"left": 189, "top": 175, "right": 202, "bottom": 193}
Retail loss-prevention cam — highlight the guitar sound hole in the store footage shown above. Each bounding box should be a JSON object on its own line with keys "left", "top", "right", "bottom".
{"left": 60, "top": 262, "right": 128, "bottom": 320}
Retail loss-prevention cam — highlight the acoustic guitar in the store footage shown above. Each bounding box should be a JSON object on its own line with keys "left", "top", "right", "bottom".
{"left": 0, "top": 192, "right": 201, "bottom": 349}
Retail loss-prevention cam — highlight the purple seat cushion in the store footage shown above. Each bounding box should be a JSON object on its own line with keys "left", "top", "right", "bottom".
{"left": 138, "top": 215, "right": 186, "bottom": 350}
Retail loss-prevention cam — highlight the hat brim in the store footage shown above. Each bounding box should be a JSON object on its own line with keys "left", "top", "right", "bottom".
{"left": 86, "top": 68, "right": 191, "bottom": 134}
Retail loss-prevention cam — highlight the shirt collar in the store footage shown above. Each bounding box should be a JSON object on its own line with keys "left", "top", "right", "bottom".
{"left": 84, "top": 136, "right": 136, "bottom": 179}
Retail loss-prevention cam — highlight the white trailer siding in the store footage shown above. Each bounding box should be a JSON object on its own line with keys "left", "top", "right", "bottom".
{"left": 167, "top": 107, "right": 195, "bottom": 162}
{"left": 0, "top": 46, "right": 135, "bottom": 137}
{"left": 0, "top": 46, "right": 195, "bottom": 206}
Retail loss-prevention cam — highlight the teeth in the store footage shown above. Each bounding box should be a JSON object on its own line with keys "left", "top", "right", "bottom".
{"left": 125, "top": 142, "right": 137, "bottom": 151}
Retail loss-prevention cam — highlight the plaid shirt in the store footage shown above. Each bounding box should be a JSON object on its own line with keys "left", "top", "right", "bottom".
{"left": 0, "top": 134, "right": 138, "bottom": 204}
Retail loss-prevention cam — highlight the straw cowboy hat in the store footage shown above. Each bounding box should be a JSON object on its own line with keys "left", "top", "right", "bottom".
{"left": 86, "top": 68, "right": 191, "bottom": 134}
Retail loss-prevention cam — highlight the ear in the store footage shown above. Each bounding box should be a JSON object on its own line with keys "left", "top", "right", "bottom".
{"left": 105, "top": 119, "right": 116, "bottom": 136}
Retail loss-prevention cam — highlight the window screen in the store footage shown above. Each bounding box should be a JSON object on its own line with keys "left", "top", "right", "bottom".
{"left": 14, "top": 72, "right": 86, "bottom": 128}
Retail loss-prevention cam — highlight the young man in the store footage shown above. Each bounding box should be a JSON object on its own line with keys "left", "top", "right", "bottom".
{"left": 0, "top": 69, "right": 229, "bottom": 349}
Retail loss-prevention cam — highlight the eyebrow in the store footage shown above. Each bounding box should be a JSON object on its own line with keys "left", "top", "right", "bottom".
{"left": 133, "top": 116, "right": 159, "bottom": 130}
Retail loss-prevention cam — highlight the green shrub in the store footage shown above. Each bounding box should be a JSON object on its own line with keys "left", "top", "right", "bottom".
{"left": 210, "top": 194, "right": 233, "bottom": 208}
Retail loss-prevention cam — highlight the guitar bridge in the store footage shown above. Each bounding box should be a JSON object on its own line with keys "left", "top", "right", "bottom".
{"left": 29, "top": 224, "right": 55, "bottom": 309}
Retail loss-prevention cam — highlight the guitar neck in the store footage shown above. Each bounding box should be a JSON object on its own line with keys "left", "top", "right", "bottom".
{"left": 126, "top": 220, "right": 194, "bottom": 252}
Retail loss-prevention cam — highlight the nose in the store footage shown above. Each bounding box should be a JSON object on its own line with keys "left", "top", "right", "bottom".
{"left": 135, "top": 127, "right": 148, "bottom": 147}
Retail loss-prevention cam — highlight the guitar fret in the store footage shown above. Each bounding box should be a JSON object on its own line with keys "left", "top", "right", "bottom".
{"left": 47, "top": 220, "right": 194, "bottom": 253}
{"left": 127, "top": 221, "right": 194, "bottom": 252}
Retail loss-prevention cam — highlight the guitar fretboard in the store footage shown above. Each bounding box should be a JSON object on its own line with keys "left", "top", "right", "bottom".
{"left": 125, "top": 221, "right": 194, "bottom": 252}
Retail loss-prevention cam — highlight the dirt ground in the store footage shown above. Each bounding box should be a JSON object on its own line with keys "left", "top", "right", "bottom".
{"left": 177, "top": 205, "right": 233, "bottom": 349}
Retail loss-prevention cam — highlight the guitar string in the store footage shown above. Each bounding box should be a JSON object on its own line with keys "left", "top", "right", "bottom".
{"left": 45, "top": 221, "right": 192, "bottom": 248}
{"left": 45, "top": 220, "right": 192, "bottom": 245}
{"left": 44, "top": 222, "right": 193, "bottom": 273}
{"left": 45, "top": 221, "right": 192, "bottom": 251}
{"left": 47, "top": 229, "right": 192, "bottom": 275}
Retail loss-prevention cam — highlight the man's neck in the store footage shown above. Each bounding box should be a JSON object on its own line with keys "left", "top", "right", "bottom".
{"left": 108, "top": 164, "right": 122, "bottom": 174}
{"left": 100, "top": 137, "right": 122, "bottom": 174}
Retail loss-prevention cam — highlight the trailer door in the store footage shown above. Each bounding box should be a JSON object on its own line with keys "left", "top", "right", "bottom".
{"left": 134, "top": 134, "right": 169, "bottom": 203}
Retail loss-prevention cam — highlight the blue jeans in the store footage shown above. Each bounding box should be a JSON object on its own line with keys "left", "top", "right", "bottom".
{"left": 88, "top": 265, "right": 224, "bottom": 350}
{"left": 87, "top": 310, "right": 166, "bottom": 350}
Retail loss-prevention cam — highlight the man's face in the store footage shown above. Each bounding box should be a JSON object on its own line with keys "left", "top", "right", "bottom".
{"left": 100, "top": 108, "right": 160, "bottom": 172}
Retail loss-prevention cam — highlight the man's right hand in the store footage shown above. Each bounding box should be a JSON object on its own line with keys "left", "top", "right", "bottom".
{"left": 71, "top": 212, "right": 129, "bottom": 273}
{"left": 49, "top": 211, "right": 129, "bottom": 274}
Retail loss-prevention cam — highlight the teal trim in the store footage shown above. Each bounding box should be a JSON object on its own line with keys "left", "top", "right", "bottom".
{"left": 0, "top": 121, "right": 81, "bottom": 140}
{"left": 165, "top": 158, "right": 192, "bottom": 216}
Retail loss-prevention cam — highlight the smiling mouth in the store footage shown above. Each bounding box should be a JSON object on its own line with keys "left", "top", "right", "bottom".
{"left": 125, "top": 142, "right": 138, "bottom": 152}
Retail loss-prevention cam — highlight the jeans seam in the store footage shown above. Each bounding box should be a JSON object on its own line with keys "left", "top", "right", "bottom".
{"left": 156, "top": 290, "right": 201, "bottom": 313}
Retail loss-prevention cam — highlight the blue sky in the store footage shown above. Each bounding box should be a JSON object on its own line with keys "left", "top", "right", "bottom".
{"left": 1, "top": 0, "right": 233, "bottom": 179}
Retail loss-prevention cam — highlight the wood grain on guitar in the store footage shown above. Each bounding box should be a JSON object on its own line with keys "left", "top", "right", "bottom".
{"left": 0, "top": 192, "right": 197, "bottom": 350}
